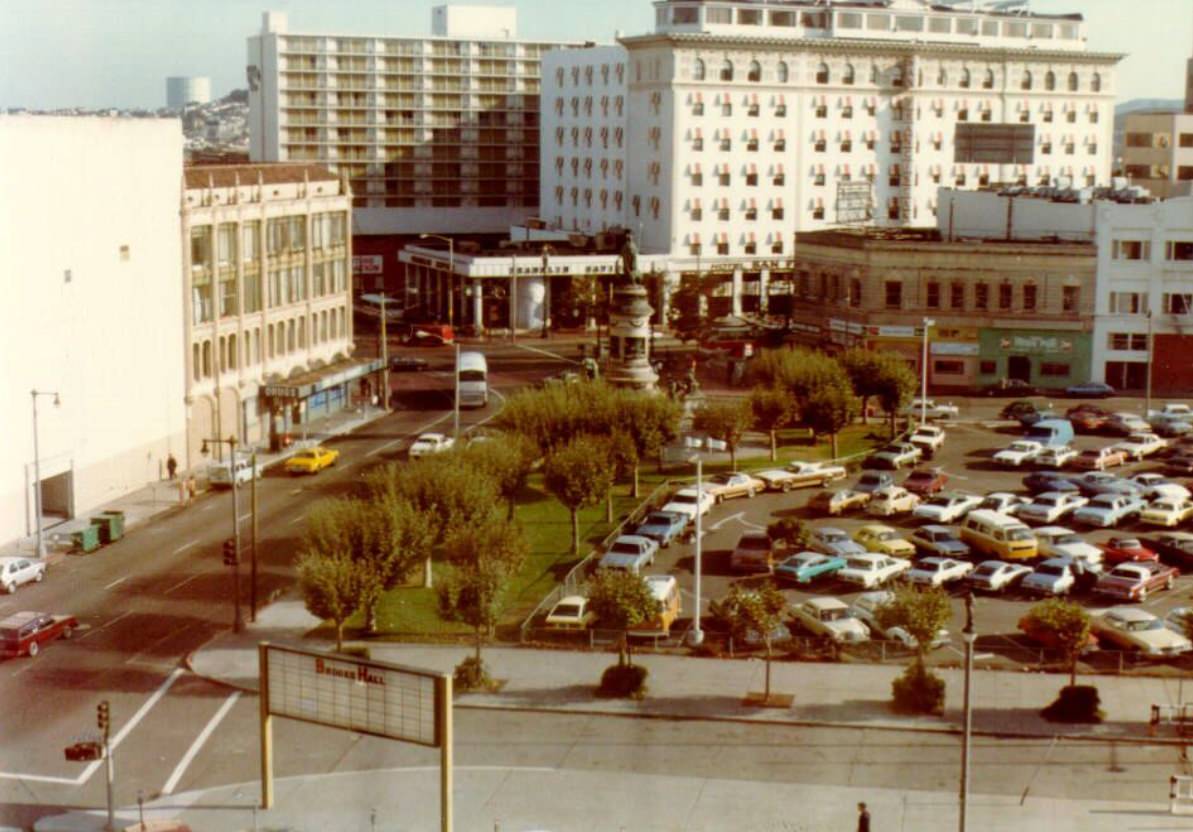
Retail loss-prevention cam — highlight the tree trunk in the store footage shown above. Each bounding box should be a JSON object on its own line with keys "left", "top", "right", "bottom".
{"left": 860, "top": 395, "right": 870, "bottom": 425}
{"left": 335, "top": 620, "right": 344, "bottom": 652}
{"left": 606, "top": 489, "right": 614, "bottom": 524}
{"left": 619, "top": 631, "right": 629, "bottom": 667}
{"left": 830, "top": 432, "right": 840, "bottom": 461}
{"left": 729, "top": 446, "right": 737, "bottom": 472}
{"left": 769, "top": 429, "right": 777, "bottom": 462}
{"left": 764, "top": 640, "right": 773, "bottom": 700}
{"left": 889, "top": 410, "right": 897, "bottom": 439}
{"left": 423, "top": 554, "right": 434, "bottom": 588}
{"left": 365, "top": 599, "right": 378, "bottom": 634}
{"left": 507, "top": 497, "right": 516, "bottom": 521}
{"left": 475, "top": 627, "right": 483, "bottom": 666}
{"left": 571, "top": 508, "right": 580, "bottom": 555}
{"left": 632, "top": 464, "right": 640, "bottom": 498}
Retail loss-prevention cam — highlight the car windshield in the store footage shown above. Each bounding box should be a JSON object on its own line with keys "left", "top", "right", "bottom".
{"left": 1037, "top": 565, "right": 1064, "bottom": 576}
{"left": 1007, "top": 527, "right": 1034, "bottom": 541}
{"left": 1057, "top": 535, "right": 1082, "bottom": 545}
{"left": 908, "top": 472, "right": 931, "bottom": 481}
{"left": 974, "top": 565, "right": 998, "bottom": 577}
{"left": 846, "top": 558, "right": 873, "bottom": 570}
{"left": 821, "top": 608, "right": 848, "bottom": 622}
{"left": 610, "top": 542, "right": 640, "bottom": 555}
{"left": 1009, "top": 443, "right": 1033, "bottom": 452}
{"left": 552, "top": 604, "right": 582, "bottom": 618}
{"left": 644, "top": 514, "right": 673, "bottom": 526}
{"left": 926, "top": 496, "right": 951, "bottom": 506}
{"left": 1036, "top": 496, "right": 1060, "bottom": 507}
{"left": 1120, "top": 617, "right": 1162, "bottom": 633}
{"left": 822, "top": 531, "right": 846, "bottom": 543}
{"left": 739, "top": 537, "right": 769, "bottom": 550}
{"left": 1090, "top": 497, "right": 1117, "bottom": 508}
{"left": 672, "top": 494, "right": 697, "bottom": 505}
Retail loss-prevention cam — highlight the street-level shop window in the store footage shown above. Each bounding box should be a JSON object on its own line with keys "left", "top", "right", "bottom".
{"left": 1040, "top": 363, "right": 1070, "bottom": 377}
{"left": 979, "top": 360, "right": 997, "bottom": 375}
{"left": 933, "top": 360, "right": 964, "bottom": 375}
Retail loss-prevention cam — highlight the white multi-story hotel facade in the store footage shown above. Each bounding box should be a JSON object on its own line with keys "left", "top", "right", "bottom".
{"left": 542, "top": 0, "right": 1122, "bottom": 274}
{"left": 181, "top": 164, "right": 371, "bottom": 468}
{"left": 247, "top": 7, "right": 580, "bottom": 237}
{"left": 1, "top": 117, "right": 187, "bottom": 549}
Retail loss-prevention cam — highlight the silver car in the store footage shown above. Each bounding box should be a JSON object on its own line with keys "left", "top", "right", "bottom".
{"left": 0, "top": 557, "right": 46, "bottom": 594}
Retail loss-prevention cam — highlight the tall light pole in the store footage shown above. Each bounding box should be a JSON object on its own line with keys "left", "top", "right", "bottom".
{"left": 686, "top": 455, "right": 704, "bottom": 646}
{"left": 541, "top": 244, "right": 554, "bottom": 339}
{"left": 419, "top": 233, "right": 454, "bottom": 328}
{"left": 959, "top": 591, "right": 976, "bottom": 832}
{"left": 1145, "top": 309, "right": 1154, "bottom": 417}
{"left": 30, "top": 390, "right": 60, "bottom": 559}
{"left": 453, "top": 343, "right": 461, "bottom": 443}
{"left": 202, "top": 436, "right": 243, "bottom": 634}
{"left": 510, "top": 250, "right": 518, "bottom": 343}
{"left": 920, "top": 318, "right": 935, "bottom": 426}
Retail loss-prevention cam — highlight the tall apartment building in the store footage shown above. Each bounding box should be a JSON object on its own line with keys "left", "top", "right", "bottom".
{"left": 182, "top": 164, "right": 372, "bottom": 467}
{"left": 1121, "top": 112, "right": 1193, "bottom": 199}
{"left": 247, "top": 8, "right": 580, "bottom": 239}
{"left": 542, "top": 0, "right": 1121, "bottom": 263}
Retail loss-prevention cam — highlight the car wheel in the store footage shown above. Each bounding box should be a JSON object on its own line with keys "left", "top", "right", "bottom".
{"left": 35, "top": 570, "right": 44, "bottom": 583}
{"left": 4, "top": 583, "right": 13, "bottom": 595}
{"left": 27, "top": 641, "right": 38, "bottom": 657}
{"left": 747, "top": 488, "right": 756, "bottom": 498}
{"left": 62, "top": 626, "right": 73, "bottom": 640}
{"left": 1167, "top": 577, "right": 1175, "bottom": 590}
{"left": 1139, "top": 587, "right": 1149, "bottom": 601}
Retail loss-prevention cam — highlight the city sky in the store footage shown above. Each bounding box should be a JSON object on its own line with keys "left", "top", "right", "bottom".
{"left": 0, "top": 0, "right": 1188, "bottom": 110}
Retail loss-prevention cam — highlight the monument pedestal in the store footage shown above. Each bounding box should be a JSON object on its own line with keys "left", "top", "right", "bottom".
{"left": 605, "top": 284, "right": 658, "bottom": 391}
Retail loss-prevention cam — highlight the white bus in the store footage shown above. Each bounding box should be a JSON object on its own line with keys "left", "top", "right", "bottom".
{"left": 457, "top": 351, "right": 489, "bottom": 408}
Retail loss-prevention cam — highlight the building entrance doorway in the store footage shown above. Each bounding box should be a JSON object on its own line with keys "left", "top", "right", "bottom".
{"left": 1007, "top": 355, "right": 1032, "bottom": 383}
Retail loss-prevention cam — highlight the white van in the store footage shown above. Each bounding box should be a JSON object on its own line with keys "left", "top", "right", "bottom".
{"left": 457, "top": 351, "right": 489, "bottom": 408}
{"left": 960, "top": 509, "right": 1038, "bottom": 561}
{"left": 208, "top": 457, "right": 260, "bottom": 488}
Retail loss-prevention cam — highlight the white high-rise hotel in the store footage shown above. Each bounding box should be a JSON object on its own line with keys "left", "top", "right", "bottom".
{"left": 543, "top": 0, "right": 1121, "bottom": 275}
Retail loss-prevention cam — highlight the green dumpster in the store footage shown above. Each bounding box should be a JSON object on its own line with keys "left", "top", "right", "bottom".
{"left": 90, "top": 511, "right": 125, "bottom": 544}
{"left": 71, "top": 525, "right": 101, "bottom": 553}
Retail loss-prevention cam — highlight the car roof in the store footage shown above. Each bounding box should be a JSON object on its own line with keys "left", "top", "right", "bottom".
{"left": 553, "top": 595, "right": 587, "bottom": 607}
{"left": 614, "top": 534, "right": 651, "bottom": 545}
{"left": 0, "top": 611, "right": 48, "bottom": 628}
{"left": 1103, "top": 606, "right": 1153, "bottom": 622}
{"left": 804, "top": 597, "right": 848, "bottom": 610}
{"left": 644, "top": 575, "right": 677, "bottom": 597}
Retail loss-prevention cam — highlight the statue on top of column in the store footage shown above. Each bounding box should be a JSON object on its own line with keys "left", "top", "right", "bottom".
{"left": 619, "top": 230, "right": 643, "bottom": 286}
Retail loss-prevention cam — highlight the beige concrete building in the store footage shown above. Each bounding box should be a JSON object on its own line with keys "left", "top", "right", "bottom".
{"left": 182, "top": 164, "right": 375, "bottom": 467}
{"left": 1121, "top": 111, "right": 1193, "bottom": 199}
{"left": 788, "top": 227, "right": 1096, "bottom": 392}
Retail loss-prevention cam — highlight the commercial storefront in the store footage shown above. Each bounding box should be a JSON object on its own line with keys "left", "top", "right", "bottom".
{"left": 976, "top": 330, "right": 1091, "bottom": 391}
{"left": 260, "top": 358, "right": 383, "bottom": 450}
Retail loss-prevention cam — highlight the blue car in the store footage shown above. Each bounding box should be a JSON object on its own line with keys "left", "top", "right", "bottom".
{"left": 1066, "top": 381, "right": 1115, "bottom": 399}
{"left": 1022, "top": 472, "right": 1082, "bottom": 495}
{"left": 635, "top": 511, "right": 688, "bottom": 548}
{"left": 774, "top": 552, "right": 847, "bottom": 585}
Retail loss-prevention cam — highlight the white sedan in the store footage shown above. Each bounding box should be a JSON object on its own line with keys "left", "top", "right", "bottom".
{"left": 0, "top": 557, "right": 46, "bottom": 594}
{"left": 905, "top": 399, "right": 960, "bottom": 420}
{"left": 1112, "top": 432, "right": 1168, "bottom": 462}
{"left": 1036, "top": 445, "right": 1079, "bottom": 469}
{"left": 786, "top": 461, "right": 848, "bottom": 484}
{"left": 1017, "top": 492, "right": 1089, "bottom": 525}
{"left": 849, "top": 591, "right": 950, "bottom": 649}
{"left": 1140, "top": 498, "right": 1193, "bottom": 528}
{"left": 913, "top": 492, "right": 984, "bottom": 524}
{"left": 905, "top": 557, "right": 974, "bottom": 588}
{"left": 837, "top": 553, "right": 912, "bottom": 589}
{"left": 408, "top": 432, "right": 455, "bottom": 459}
{"left": 977, "top": 492, "right": 1030, "bottom": 515}
{"left": 966, "top": 560, "right": 1032, "bottom": 593}
{"left": 867, "top": 486, "right": 920, "bottom": 517}
{"left": 1034, "top": 526, "right": 1104, "bottom": 567}
{"left": 993, "top": 440, "right": 1044, "bottom": 468}
{"left": 660, "top": 487, "right": 716, "bottom": 522}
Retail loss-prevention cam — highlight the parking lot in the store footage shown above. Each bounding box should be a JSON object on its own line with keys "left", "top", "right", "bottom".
{"left": 649, "top": 413, "right": 1193, "bottom": 673}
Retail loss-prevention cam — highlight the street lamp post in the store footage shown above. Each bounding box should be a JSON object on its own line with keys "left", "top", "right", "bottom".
{"left": 30, "top": 390, "right": 60, "bottom": 559}
{"left": 959, "top": 592, "right": 976, "bottom": 832}
{"left": 686, "top": 455, "right": 704, "bottom": 647}
{"left": 1145, "top": 309, "right": 1154, "bottom": 417}
{"left": 419, "top": 234, "right": 455, "bottom": 328}
{"left": 510, "top": 250, "right": 518, "bottom": 343}
{"left": 541, "top": 244, "right": 553, "bottom": 339}
{"left": 453, "top": 343, "right": 461, "bottom": 443}
{"left": 920, "top": 318, "right": 935, "bottom": 427}
{"left": 202, "top": 436, "right": 243, "bottom": 634}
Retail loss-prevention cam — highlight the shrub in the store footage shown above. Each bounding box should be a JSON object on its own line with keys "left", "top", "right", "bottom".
{"left": 1041, "top": 685, "right": 1104, "bottom": 723}
{"left": 891, "top": 660, "right": 945, "bottom": 715}
{"left": 453, "top": 656, "right": 493, "bottom": 692}
{"left": 597, "top": 663, "right": 648, "bottom": 699}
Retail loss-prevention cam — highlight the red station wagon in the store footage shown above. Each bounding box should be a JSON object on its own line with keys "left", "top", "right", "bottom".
{"left": 0, "top": 611, "right": 78, "bottom": 658}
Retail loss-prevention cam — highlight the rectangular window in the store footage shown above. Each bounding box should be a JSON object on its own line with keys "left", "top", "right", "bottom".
{"left": 1167, "top": 241, "right": 1193, "bottom": 261}
{"left": 998, "top": 283, "right": 1012, "bottom": 310}
{"left": 850, "top": 279, "right": 862, "bottom": 307}
{"left": 217, "top": 224, "right": 237, "bottom": 267}
{"left": 1062, "top": 285, "right": 1079, "bottom": 312}
{"left": 242, "top": 221, "right": 260, "bottom": 262}
{"left": 979, "top": 359, "right": 997, "bottom": 374}
{"left": 925, "top": 281, "right": 940, "bottom": 309}
{"left": 1112, "top": 240, "right": 1150, "bottom": 261}
{"left": 1109, "top": 292, "right": 1147, "bottom": 314}
{"left": 219, "top": 275, "right": 237, "bottom": 318}
{"left": 773, "top": 206, "right": 784, "bottom": 220}
{"left": 267, "top": 219, "right": 286, "bottom": 255}
{"left": 950, "top": 282, "right": 964, "bottom": 309}
{"left": 1023, "top": 284, "right": 1037, "bottom": 311}
{"left": 975, "top": 282, "right": 988, "bottom": 310}
{"left": 884, "top": 281, "right": 902, "bottom": 309}
{"left": 933, "top": 360, "right": 964, "bottom": 375}
{"left": 1165, "top": 293, "right": 1193, "bottom": 314}
{"left": 692, "top": 171, "right": 703, "bottom": 186}
{"left": 1181, "top": 134, "right": 1193, "bottom": 148}
{"left": 190, "top": 227, "right": 212, "bottom": 269}
{"left": 706, "top": 7, "right": 731, "bottom": 23}
{"left": 243, "top": 270, "right": 262, "bottom": 313}
{"left": 1040, "top": 362, "right": 1070, "bottom": 377}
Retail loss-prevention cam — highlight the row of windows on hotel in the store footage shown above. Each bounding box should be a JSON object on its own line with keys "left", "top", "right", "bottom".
{"left": 686, "top": 58, "right": 1103, "bottom": 93}
{"left": 190, "top": 306, "right": 349, "bottom": 382}
{"left": 683, "top": 128, "right": 1096, "bottom": 155}
{"left": 191, "top": 258, "right": 349, "bottom": 324}
{"left": 684, "top": 95, "right": 1100, "bottom": 125}
{"left": 190, "top": 213, "right": 347, "bottom": 269}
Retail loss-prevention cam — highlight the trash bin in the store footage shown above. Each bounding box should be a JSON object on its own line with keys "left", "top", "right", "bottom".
{"left": 71, "top": 525, "right": 101, "bottom": 553}
{"left": 90, "top": 511, "right": 125, "bottom": 544}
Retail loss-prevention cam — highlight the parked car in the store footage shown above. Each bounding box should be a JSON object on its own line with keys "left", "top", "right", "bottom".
{"left": 1066, "top": 381, "right": 1116, "bottom": 399}
{"left": 634, "top": 511, "right": 688, "bottom": 548}
{"left": 903, "top": 468, "right": 948, "bottom": 497}
{"left": 1035, "top": 445, "right": 1079, "bottom": 469}
{"left": 909, "top": 525, "right": 972, "bottom": 560}
{"left": 977, "top": 492, "right": 1031, "bottom": 515}
{"left": 867, "top": 486, "right": 920, "bottom": 517}
{"left": 1090, "top": 607, "right": 1193, "bottom": 657}
{"left": 598, "top": 535, "right": 658, "bottom": 574}
{"left": 0, "top": 611, "right": 78, "bottom": 658}
{"left": 1165, "top": 454, "right": 1193, "bottom": 476}
{"left": 1017, "top": 492, "right": 1089, "bottom": 525}
{"left": 1140, "top": 498, "right": 1193, "bottom": 528}
{"left": 905, "top": 557, "right": 974, "bottom": 588}
{"left": 207, "top": 457, "right": 262, "bottom": 488}
{"left": 1149, "top": 415, "right": 1191, "bottom": 438}
{"left": 979, "top": 378, "right": 1041, "bottom": 397}
{"left": 1066, "top": 405, "right": 1111, "bottom": 433}
{"left": 1022, "top": 472, "right": 1082, "bottom": 495}
{"left": 854, "top": 471, "right": 896, "bottom": 494}
{"left": 853, "top": 525, "right": 916, "bottom": 558}
{"left": 284, "top": 445, "right": 340, "bottom": 474}
{"left": 1129, "top": 473, "right": 1191, "bottom": 501}
{"left": 407, "top": 433, "right": 454, "bottom": 459}
{"left": 754, "top": 469, "right": 803, "bottom": 493}
{"left": 967, "top": 560, "right": 1032, "bottom": 593}
{"left": 785, "top": 461, "right": 848, "bottom": 485}
{"left": 1071, "top": 447, "right": 1128, "bottom": 472}
{"left": 994, "top": 440, "right": 1045, "bottom": 468}
{"left": 660, "top": 487, "right": 716, "bottom": 522}
{"left": 849, "top": 591, "right": 949, "bottom": 649}
{"left": 1141, "top": 531, "right": 1193, "bottom": 567}
{"left": 774, "top": 552, "right": 847, "bottom": 585}
{"left": 1094, "top": 561, "right": 1179, "bottom": 602}
{"left": 545, "top": 596, "right": 595, "bottom": 630}
{"left": 1099, "top": 536, "right": 1158, "bottom": 566}
{"left": 0, "top": 557, "right": 46, "bottom": 595}
{"left": 808, "top": 489, "right": 872, "bottom": 517}
{"left": 790, "top": 598, "right": 870, "bottom": 644}
{"left": 704, "top": 472, "right": 765, "bottom": 502}
{"left": 1112, "top": 432, "right": 1168, "bottom": 462}
{"left": 913, "top": 492, "right": 984, "bottom": 524}
{"left": 1033, "top": 526, "right": 1104, "bottom": 567}
{"left": 1000, "top": 400, "right": 1045, "bottom": 424}
{"left": 388, "top": 355, "right": 430, "bottom": 372}
{"left": 1021, "top": 558, "right": 1085, "bottom": 596}
{"left": 1105, "top": 412, "right": 1151, "bottom": 436}
{"left": 809, "top": 527, "right": 868, "bottom": 558}
{"left": 730, "top": 531, "right": 775, "bottom": 573}
{"left": 1071, "top": 471, "right": 1138, "bottom": 498}
{"left": 864, "top": 442, "right": 923, "bottom": 470}
{"left": 1073, "top": 494, "right": 1146, "bottom": 528}
{"left": 837, "top": 553, "right": 912, "bottom": 589}
{"left": 908, "top": 425, "right": 947, "bottom": 456}
{"left": 905, "top": 399, "right": 959, "bottom": 420}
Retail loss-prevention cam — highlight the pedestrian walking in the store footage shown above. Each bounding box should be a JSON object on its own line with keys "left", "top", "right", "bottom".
{"left": 857, "top": 802, "right": 870, "bottom": 832}
{"left": 166, "top": 453, "right": 177, "bottom": 480}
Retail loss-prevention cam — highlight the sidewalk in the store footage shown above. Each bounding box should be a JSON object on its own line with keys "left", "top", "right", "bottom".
{"left": 2, "top": 404, "right": 393, "bottom": 561}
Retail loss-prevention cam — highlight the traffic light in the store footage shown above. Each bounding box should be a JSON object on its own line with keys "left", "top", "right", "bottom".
{"left": 96, "top": 701, "right": 110, "bottom": 737}
{"left": 222, "top": 537, "right": 238, "bottom": 566}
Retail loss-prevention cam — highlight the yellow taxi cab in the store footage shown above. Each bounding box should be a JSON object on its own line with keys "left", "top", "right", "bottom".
{"left": 284, "top": 446, "right": 340, "bottom": 475}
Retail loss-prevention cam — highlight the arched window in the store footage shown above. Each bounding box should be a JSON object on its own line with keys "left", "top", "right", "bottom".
{"left": 1044, "top": 70, "right": 1056, "bottom": 90}
{"left": 693, "top": 58, "right": 705, "bottom": 81}
{"left": 1067, "top": 71, "right": 1078, "bottom": 91}
{"left": 202, "top": 341, "right": 212, "bottom": 377}
{"left": 891, "top": 64, "right": 904, "bottom": 87}
{"left": 816, "top": 62, "right": 829, "bottom": 84}
{"left": 720, "top": 59, "right": 733, "bottom": 81}
{"left": 843, "top": 63, "right": 855, "bottom": 85}
{"left": 959, "top": 67, "right": 971, "bottom": 88}
{"left": 1091, "top": 72, "right": 1102, "bottom": 92}
{"left": 1021, "top": 70, "right": 1032, "bottom": 91}
{"left": 748, "top": 60, "right": 762, "bottom": 82}
{"left": 937, "top": 66, "right": 947, "bottom": 86}
{"left": 192, "top": 343, "right": 201, "bottom": 381}
{"left": 777, "top": 61, "right": 788, "bottom": 83}
{"left": 983, "top": 68, "right": 994, "bottom": 89}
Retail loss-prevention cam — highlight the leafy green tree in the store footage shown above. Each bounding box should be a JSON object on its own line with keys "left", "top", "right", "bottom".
{"left": 462, "top": 433, "right": 537, "bottom": 519}
{"left": 802, "top": 381, "right": 856, "bottom": 460}
{"left": 715, "top": 581, "right": 789, "bottom": 700}
{"left": 873, "top": 354, "right": 919, "bottom": 438}
{"left": 587, "top": 568, "right": 658, "bottom": 667}
{"left": 620, "top": 391, "right": 683, "bottom": 484}
{"left": 839, "top": 348, "right": 887, "bottom": 425}
{"left": 750, "top": 386, "right": 796, "bottom": 461}
{"left": 438, "top": 516, "right": 529, "bottom": 674}
{"left": 876, "top": 585, "right": 953, "bottom": 714}
{"left": 766, "top": 517, "right": 810, "bottom": 553}
{"left": 543, "top": 436, "right": 615, "bottom": 555}
{"left": 1022, "top": 599, "right": 1092, "bottom": 688}
{"left": 693, "top": 399, "right": 754, "bottom": 471}
{"left": 296, "top": 547, "right": 367, "bottom": 652}
{"left": 748, "top": 348, "right": 848, "bottom": 408}
{"left": 603, "top": 430, "right": 639, "bottom": 522}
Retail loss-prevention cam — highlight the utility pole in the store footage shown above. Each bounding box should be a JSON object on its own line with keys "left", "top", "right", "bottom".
{"left": 97, "top": 700, "right": 115, "bottom": 832}
{"left": 959, "top": 592, "right": 976, "bottom": 832}
{"left": 1145, "top": 309, "right": 1154, "bottom": 417}
{"left": 206, "top": 437, "right": 243, "bottom": 633}
{"left": 686, "top": 456, "right": 704, "bottom": 646}
{"left": 379, "top": 293, "right": 390, "bottom": 411}
{"left": 250, "top": 451, "right": 259, "bottom": 622}
{"left": 453, "top": 343, "right": 461, "bottom": 443}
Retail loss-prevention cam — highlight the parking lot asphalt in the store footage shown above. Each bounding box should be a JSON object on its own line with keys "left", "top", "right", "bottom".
{"left": 653, "top": 417, "right": 1193, "bottom": 673}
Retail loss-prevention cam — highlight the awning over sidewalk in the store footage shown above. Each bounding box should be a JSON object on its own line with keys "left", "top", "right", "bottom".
{"left": 262, "top": 357, "right": 384, "bottom": 404}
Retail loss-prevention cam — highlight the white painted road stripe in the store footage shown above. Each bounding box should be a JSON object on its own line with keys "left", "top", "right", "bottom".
{"left": 172, "top": 541, "right": 198, "bottom": 555}
{"left": 164, "top": 574, "right": 202, "bottom": 595}
{"left": 77, "top": 610, "right": 134, "bottom": 640}
{"left": 104, "top": 576, "right": 128, "bottom": 590}
{"left": 515, "top": 342, "right": 577, "bottom": 364}
{"left": 161, "top": 692, "right": 241, "bottom": 795}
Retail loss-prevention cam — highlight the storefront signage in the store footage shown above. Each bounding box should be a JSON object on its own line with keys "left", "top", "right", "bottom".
{"left": 829, "top": 318, "right": 865, "bottom": 335}
{"left": 932, "top": 342, "right": 981, "bottom": 356}
{"left": 352, "top": 255, "right": 384, "bottom": 276}
{"left": 262, "top": 385, "right": 300, "bottom": 402}
{"left": 999, "top": 335, "right": 1073, "bottom": 354}
{"left": 864, "top": 325, "right": 921, "bottom": 339}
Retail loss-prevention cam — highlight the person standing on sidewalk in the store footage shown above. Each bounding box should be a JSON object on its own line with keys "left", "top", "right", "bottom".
{"left": 166, "top": 453, "right": 177, "bottom": 480}
{"left": 857, "top": 802, "right": 871, "bottom": 832}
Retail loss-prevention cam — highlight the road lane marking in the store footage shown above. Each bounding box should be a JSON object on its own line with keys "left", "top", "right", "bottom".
{"left": 125, "top": 624, "right": 192, "bottom": 665}
{"left": 77, "top": 610, "right": 134, "bottom": 640}
{"left": 164, "top": 574, "right": 202, "bottom": 595}
{"left": 172, "top": 541, "right": 198, "bottom": 555}
{"left": 199, "top": 503, "right": 216, "bottom": 513}
{"left": 709, "top": 511, "right": 744, "bottom": 531}
{"left": 288, "top": 515, "right": 306, "bottom": 526}
{"left": 103, "top": 576, "right": 128, "bottom": 590}
{"left": 160, "top": 692, "right": 241, "bottom": 795}
{"left": 514, "top": 342, "right": 578, "bottom": 364}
